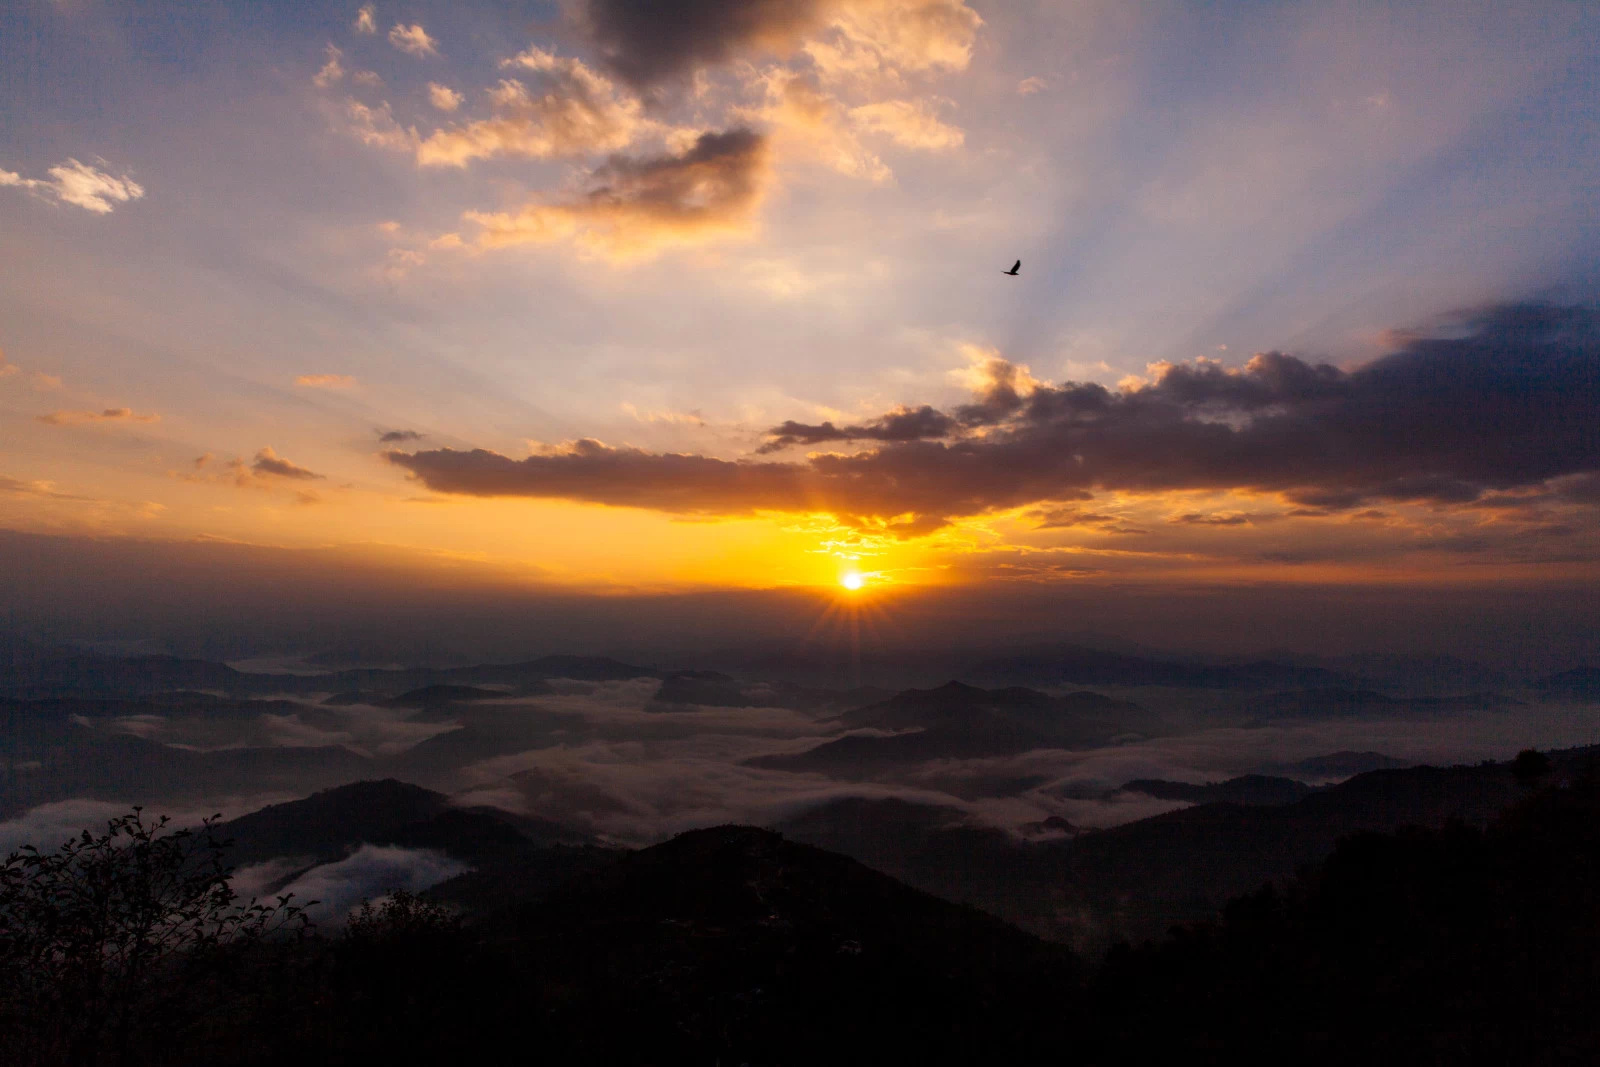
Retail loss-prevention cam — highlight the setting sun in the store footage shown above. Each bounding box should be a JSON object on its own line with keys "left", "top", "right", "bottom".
{"left": 840, "top": 572, "right": 865, "bottom": 591}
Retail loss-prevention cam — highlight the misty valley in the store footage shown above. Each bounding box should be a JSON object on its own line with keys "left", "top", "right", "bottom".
{"left": 3, "top": 635, "right": 1597, "bottom": 1063}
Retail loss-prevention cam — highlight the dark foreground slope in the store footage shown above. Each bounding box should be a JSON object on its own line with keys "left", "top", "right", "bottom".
{"left": 6, "top": 774, "right": 1600, "bottom": 1065}
{"left": 502, "top": 826, "right": 1079, "bottom": 1065}
{"left": 158, "top": 827, "right": 1077, "bottom": 1066}
{"left": 1087, "top": 773, "right": 1600, "bottom": 1066}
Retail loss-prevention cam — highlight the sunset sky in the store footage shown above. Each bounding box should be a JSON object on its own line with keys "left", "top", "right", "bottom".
{"left": 3, "top": 0, "right": 1598, "bottom": 606}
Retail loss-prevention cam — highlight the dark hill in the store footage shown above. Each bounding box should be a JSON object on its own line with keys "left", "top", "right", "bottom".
{"left": 967, "top": 644, "right": 1348, "bottom": 689}
{"left": 650, "top": 671, "right": 892, "bottom": 712}
{"left": 1057, "top": 755, "right": 1595, "bottom": 944}
{"left": 835, "top": 679, "right": 1141, "bottom": 730}
{"left": 1117, "top": 774, "right": 1317, "bottom": 806}
{"left": 0, "top": 725, "right": 370, "bottom": 819}
{"left": 0, "top": 651, "right": 247, "bottom": 699}
{"left": 1275, "top": 750, "right": 1415, "bottom": 778}
{"left": 746, "top": 681, "right": 1152, "bottom": 774}
{"left": 219, "top": 779, "right": 589, "bottom": 868}
{"left": 1089, "top": 776, "right": 1600, "bottom": 1064}
{"left": 509, "top": 825, "right": 1079, "bottom": 1064}
{"left": 1540, "top": 666, "right": 1600, "bottom": 698}
{"left": 0, "top": 648, "right": 660, "bottom": 700}
{"left": 1242, "top": 687, "right": 1521, "bottom": 719}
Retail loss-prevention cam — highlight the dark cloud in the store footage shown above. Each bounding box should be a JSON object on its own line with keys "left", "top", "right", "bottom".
{"left": 583, "top": 0, "right": 827, "bottom": 89}
{"left": 1169, "top": 513, "right": 1253, "bottom": 527}
{"left": 378, "top": 429, "right": 426, "bottom": 444}
{"left": 251, "top": 447, "right": 324, "bottom": 481}
{"left": 587, "top": 127, "right": 767, "bottom": 219}
{"left": 388, "top": 304, "right": 1600, "bottom": 534}
{"left": 1029, "top": 505, "right": 1142, "bottom": 534}
{"left": 757, "top": 405, "right": 958, "bottom": 453}
{"left": 465, "top": 128, "right": 770, "bottom": 257}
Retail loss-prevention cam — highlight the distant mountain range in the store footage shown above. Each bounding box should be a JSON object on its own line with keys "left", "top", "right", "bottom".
{"left": 1115, "top": 774, "right": 1318, "bottom": 805}
{"left": 747, "top": 681, "right": 1155, "bottom": 775}
{"left": 0, "top": 641, "right": 661, "bottom": 701}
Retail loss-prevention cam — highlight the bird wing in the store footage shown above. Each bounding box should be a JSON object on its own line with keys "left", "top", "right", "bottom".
{"left": 1011, "top": 260, "right": 1021, "bottom": 272}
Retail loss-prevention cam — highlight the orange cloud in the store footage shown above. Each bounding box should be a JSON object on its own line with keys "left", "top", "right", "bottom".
{"left": 295, "top": 374, "right": 358, "bottom": 389}
{"left": 739, "top": 72, "right": 889, "bottom": 181}
{"left": 849, "top": 98, "right": 964, "bottom": 150}
{"left": 427, "top": 83, "right": 463, "bottom": 112}
{"left": 416, "top": 49, "right": 646, "bottom": 166}
{"left": 312, "top": 44, "right": 344, "bottom": 88}
{"left": 388, "top": 23, "right": 438, "bottom": 57}
{"left": 251, "top": 446, "right": 324, "bottom": 481}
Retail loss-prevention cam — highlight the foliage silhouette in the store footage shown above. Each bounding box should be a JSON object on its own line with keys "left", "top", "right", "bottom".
{"left": 0, "top": 808, "right": 312, "bottom": 1066}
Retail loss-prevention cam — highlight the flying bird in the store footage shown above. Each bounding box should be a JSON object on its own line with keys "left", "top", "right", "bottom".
{"left": 1003, "top": 259, "right": 1021, "bottom": 276}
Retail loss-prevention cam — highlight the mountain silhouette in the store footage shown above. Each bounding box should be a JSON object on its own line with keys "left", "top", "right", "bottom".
{"left": 746, "top": 681, "right": 1152, "bottom": 774}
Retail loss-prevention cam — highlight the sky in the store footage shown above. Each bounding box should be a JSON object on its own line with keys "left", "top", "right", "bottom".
{"left": 2, "top": 0, "right": 1598, "bottom": 652}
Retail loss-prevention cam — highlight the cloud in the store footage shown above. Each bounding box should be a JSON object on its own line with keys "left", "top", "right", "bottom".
{"left": 1, "top": 158, "right": 145, "bottom": 214}
{"left": 312, "top": 44, "right": 344, "bottom": 88}
{"left": 415, "top": 49, "right": 646, "bottom": 167}
{"left": 354, "top": 4, "right": 376, "bottom": 34}
{"left": 294, "top": 373, "right": 357, "bottom": 389}
{"left": 251, "top": 446, "right": 324, "bottom": 481}
{"left": 262, "top": 845, "right": 467, "bottom": 922}
{"left": 1017, "top": 76, "right": 1046, "bottom": 95}
{"left": 0, "top": 350, "right": 17, "bottom": 379}
{"left": 36, "top": 407, "right": 160, "bottom": 425}
{"left": 345, "top": 100, "right": 419, "bottom": 152}
{"left": 582, "top": 0, "right": 981, "bottom": 90}
{"left": 848, "top": 98, "right": 964, "bottom": 150}
{"left": 378, "top": 429, "right": 426, "bottom": 443}
{"left": 0, "top": 474, "right": 96, "bottom": 502}
{"left": 388, "top": 23, "right": 438, "bottom": 57}
{"left": 583, "top": 0, "right": 831, "bottom": 89}
{"left": 458, "top": 127, "right": 771, "bottom": 260}
{"left": 757, "top": 404, "right": 956, "bottom": 452}
{"left": 427, "top": 82, "right": 463, "bottom": 111}
{"left": 1168, "top": 512, "right": 1255, "bottom": 527}
{"left": 737, "top": 71, "right": 889, "bottom": 182}
{"left": 385, "top": 304, "right": 1600, "bottom": 534}
{"left": 1029, "top": 505, "right": 1143, "bottom": 535}
{"left": 803, "top": 0, "right": 983, "bottom": 87}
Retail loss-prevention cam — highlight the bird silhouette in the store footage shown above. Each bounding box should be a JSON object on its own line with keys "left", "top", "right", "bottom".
{"left": 1003, "top": 259, "right": 1021, "bottom": 276}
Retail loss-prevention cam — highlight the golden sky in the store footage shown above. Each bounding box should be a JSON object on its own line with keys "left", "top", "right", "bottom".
{"left": 2, "top": 0, "right": 1598, "bottom": 600}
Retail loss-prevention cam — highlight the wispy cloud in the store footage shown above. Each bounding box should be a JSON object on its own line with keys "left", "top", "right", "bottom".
{"left": 312, "top": 44, "right": 344, "bottom": 88}
{"left": 294, "top": 373, "right": 358, "bottom": 389}
{"left": 37, "top": 407, "right": 160, "bottom": 425}
{"left": 414, "top": 48, "right": 646, "bottom": 166}
{"left": 1, "top": 159, "right": 145, "bottom": 214}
